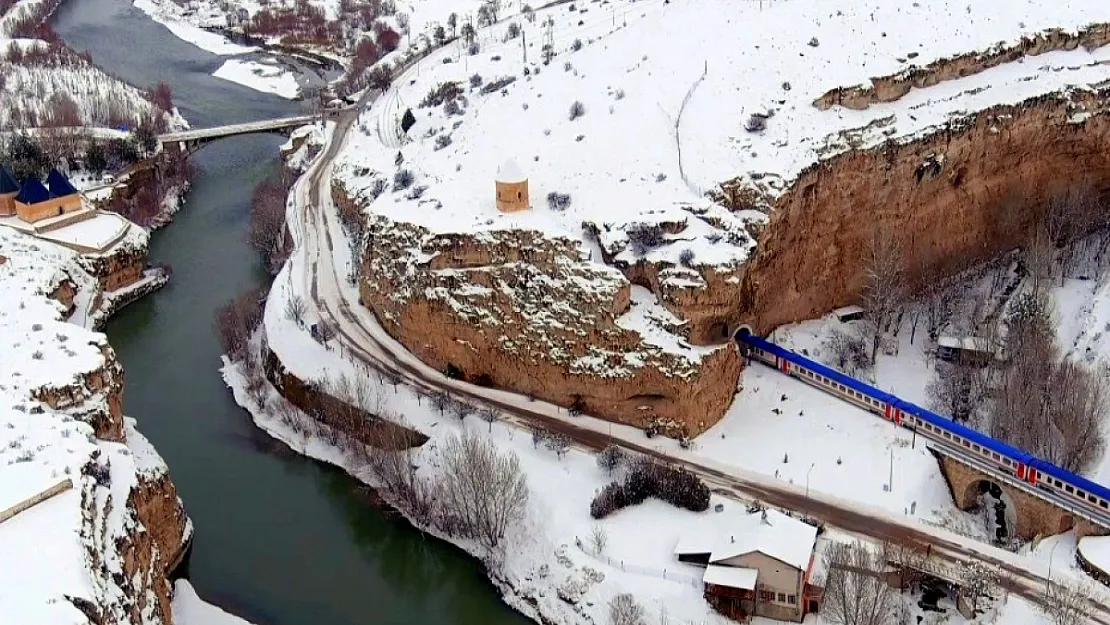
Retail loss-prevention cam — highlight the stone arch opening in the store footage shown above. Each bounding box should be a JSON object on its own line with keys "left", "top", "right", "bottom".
{"left": 1058, "top": 514, "right": 1075, "bottom": 534}
{"left": 962, "top": 479, "right": 1018, "bottom": 545}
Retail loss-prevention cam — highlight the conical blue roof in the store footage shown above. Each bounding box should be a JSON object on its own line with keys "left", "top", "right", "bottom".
{"left": 46, "top": 168, "right": 78, "bottom": 198}
{"left": 0, "top": 165, "right": 18, "bottom": 195}
{"left": 15, "top": 177, "right": 49, "bottom": 205}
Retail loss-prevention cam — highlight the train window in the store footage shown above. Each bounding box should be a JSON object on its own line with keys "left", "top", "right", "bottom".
{"left": 992, "top": 453, "right": 1000, "bottom": 461}
{"left": 1078, "top": 490, "right": 1085, "bottom": 499}
{"left": 1101, "top": 501, "right": 1108, "bottom": 509}
{"left": 963, "top": 440, "right": 971, "bottom": 448}
{"left": 1066, "top": 485, "right": 1074, "bottom": 494}
{"left": 972, "top": 444, "right": 980, "bottom": 452}
{"left": 943, "top": 431, "right": 952, "bottom": 439}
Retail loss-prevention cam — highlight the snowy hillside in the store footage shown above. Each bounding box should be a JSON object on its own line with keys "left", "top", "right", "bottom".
{"left": 0, "top": 37, "right": 187, "bottom": 131}
{"left": 333, "top": 0, "right": 1110, "bottom": 269}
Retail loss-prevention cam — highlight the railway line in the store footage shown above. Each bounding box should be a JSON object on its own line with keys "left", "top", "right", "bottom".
{"left": 278, "top": 51, "right": 1110, "bottom": 625}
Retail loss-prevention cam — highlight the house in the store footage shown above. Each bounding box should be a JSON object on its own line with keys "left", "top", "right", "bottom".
{"left": 495, "top": 159, "right": 529, "bottom": 212}
{"left": 0, "top": 166, "right": 85, "bottom": 224}
{"left": 936, "top": 336, "right": 994, "bottom": 366}
{"left": 674, "top": 508, "right": 821, "bottom": 623}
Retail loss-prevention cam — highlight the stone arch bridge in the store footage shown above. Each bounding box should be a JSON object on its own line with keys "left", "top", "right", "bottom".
{"left": 934, "top": 444, "right": 1107, "bottom": 541}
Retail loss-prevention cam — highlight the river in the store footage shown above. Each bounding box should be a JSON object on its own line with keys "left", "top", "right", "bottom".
{"left": 51, "top": 2, "right": 531, "bottom": 624}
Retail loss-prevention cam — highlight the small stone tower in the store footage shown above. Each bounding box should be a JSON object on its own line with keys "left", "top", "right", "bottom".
{"left": 0, "top": 165, "right": 19, "bottom": 217}
{"left": 495, "top": 159, "right": 529, "bottom": 212}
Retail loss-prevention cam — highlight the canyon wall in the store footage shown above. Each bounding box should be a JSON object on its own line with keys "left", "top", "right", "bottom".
{"left": 741, "top": 88, "right": 1110, "bottom": 332}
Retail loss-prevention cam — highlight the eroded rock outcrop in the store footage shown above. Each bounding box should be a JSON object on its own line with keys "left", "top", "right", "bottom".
{"left": 814, "top": 23, "right": 1110, "bottom": 111}
{"left": 741, "top": 88, "right": 1110, "bottom": 331}
{"left": 339, "top": 183, "right": 740, "bottom": 436}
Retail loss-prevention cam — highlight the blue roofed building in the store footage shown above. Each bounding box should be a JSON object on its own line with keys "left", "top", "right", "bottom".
{"left": 0, "top": 167, "right": 85, "bottom": 224}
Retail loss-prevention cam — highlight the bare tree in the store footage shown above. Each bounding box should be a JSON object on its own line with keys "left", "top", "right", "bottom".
{"left": 926, "top": 362, "right": 986, "bottom": 423}
{"left": 1024, "top": 225, "right": 1056, "bottom": 296}
{"left": 285, "top": 294, "right": 307, "bottom": 327}
{"left": 823, "top": 328, "right": 871, "bottom": 376}
{"left": 450, "top": 399, "right": 476, "bottom": 420}
{"left": 989, "top": 293, "right": 1108, "bottom": 473}
{"left": 430, "top": 390, "right": 452, "bottom": 414}
{"left": 860, "top": 230, "right": 905, "bottom": 364}
{"left": 609, "top": 593, "right": 646, "bottom": 625}
{"left": 436, "top": 432, "right": 529, "bottom": 550}
{"left": 545, "top": 432, "right": 571, "bottom": 459}
{"left": 1040, "top": 579, "right": 1095, "bottom": 625}
{"left": 316, "top": 319, "right": 337, "bottom": 347}
{"left": 359, "top": 416, "right": 435, "bottom": 517}
{"left": 479, "top": 406, "right": 498, "bottom": 432}
{"left": 956, "top": 560, "right": 1001, "bottom": 617}
{"left": 589, "top": 523, "right": 608, "bottom": 555}
{"left": 531, "top": 426, "right": 547, "bottom": 449}
{"left": 822, "top": 542, "right": 897, "bottom": 625}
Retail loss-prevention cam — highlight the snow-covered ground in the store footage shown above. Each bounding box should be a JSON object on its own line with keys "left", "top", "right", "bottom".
{"left": 171, "top": 580, "right": 256, "bottom": 625}
{"left": 337, "top": 0, "right": 1110, "bottom": 227}
{"left": 213, "top": 58, "right": 301, "bottom": 99}
{"left": 131, "top": 0, "right": 256, "bottom": 55}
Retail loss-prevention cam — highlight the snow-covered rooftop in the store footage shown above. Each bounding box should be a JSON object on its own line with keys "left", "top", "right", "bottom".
{"left": 673, "top": 507, "right": 818, "bottom": 571}
{"left": 702, "top": 564, "right": 758, "bottom": 590}
{"left": 496, "top": 158, "right": 527, "bottom": 184}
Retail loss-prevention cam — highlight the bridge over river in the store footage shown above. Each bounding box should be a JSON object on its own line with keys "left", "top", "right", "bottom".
{"left": 159, "top": 111, "right": 344, "bottom": 153}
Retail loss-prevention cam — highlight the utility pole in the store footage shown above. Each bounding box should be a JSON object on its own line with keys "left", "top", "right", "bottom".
{"left": 522, "top": 29, "right": 527, "bottom": 65}
{"left": 889, "top": 447, "right": 894, "bottom": 493}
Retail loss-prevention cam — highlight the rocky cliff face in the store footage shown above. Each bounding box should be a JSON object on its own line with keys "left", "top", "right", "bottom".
{"left": 339, "top": 183, "right": 741, "bottom": 436}
{"left": 0, "top": 224, "right": 189, "bottom": 625}
{"left": 740, "top": 87, "right": 1110, "bottom": 331}
{"left": 814, "top": 23, "right": 1110, "bottom": 112}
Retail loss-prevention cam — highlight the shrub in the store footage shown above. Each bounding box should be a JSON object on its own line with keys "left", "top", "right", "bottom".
{"left": 626, "top": 222, "right": 665, "bottom": 255}
{"left": 434, "top": 134, "right": 453, "bottom": 150}
{"left": 443, "top": 99, "right": 462, "bottom": 116}
{"left": 469, "top": 73, "right": 483, "bottom": 88}
{"left": 571, "top": 38, "right": 582, "bottom": 52}
{"left": 596, "top": 444, "right": 625, "bottom": 475}
{"left": 590, "top": 459, "right": 709, "bottom": 519}
{"left": 421, "top": 81, "right": 462, "bottom": 108}
{"left": 505, "top": 22, "right": 522, "bottom": 39}
{"left": 613, "top": 88, "right": 625, "bottom": 100}
{"left": 480, "top": 75, "right": 516, "bottom": 94}
{"left": 563, "top": 61, "right": 573, "bottom": 72}
{"left": 679, "top": 248, "right": 695, "bottom": 267}
{"left": 745, "top": 113, "right": 768, "bottom": 133}
{"left": 468, "top": 42, "right": 481, "bottom": 56}
{"left": 568, "top": 100, "right": 586, "bottom": 121}
{"left": 546, "top": 191, "right": 571, "bottom": 211}
{"left": 393, "top": 168, "right": 415, "bottom": 191}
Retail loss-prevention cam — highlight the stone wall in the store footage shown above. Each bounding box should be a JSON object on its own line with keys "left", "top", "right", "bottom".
{"left": 740, "top": 89, "right": 1110, "bottom": 332}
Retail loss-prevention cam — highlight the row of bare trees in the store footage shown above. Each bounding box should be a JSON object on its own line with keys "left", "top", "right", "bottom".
{"left": 249, "top": 169, "right": 294, "bottom": 275}
{"left": 987, "top": 292, "right": 1108, "bottom": 473}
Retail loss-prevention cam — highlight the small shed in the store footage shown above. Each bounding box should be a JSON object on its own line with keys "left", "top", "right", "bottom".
{"left": 936, "top": 336, "right": 994, "bottom": 366}
{"left": 495, "top": 159, "right": 529, "bottom": 212}
{"left": 833, "top": 305, "right": 865, "bottom": 323}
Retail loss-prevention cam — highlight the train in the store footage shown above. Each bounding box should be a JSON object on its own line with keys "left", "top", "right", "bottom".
{"left": 734, "top": 329, "right": 1110, "bottom": 530}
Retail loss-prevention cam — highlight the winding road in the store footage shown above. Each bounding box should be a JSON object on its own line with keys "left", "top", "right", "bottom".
{"left": 284, "top": 59, "right": 1110, "bottom": 625}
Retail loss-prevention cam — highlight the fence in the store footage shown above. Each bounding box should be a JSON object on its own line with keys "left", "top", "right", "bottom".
{"left": 573, "top": 540, "right": 703, "bottom": 588}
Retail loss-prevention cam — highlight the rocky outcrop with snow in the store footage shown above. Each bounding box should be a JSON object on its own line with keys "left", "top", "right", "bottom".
{"left": 334, "top": 180, "right": 742, "bottom": 436}
{"left": 0, "top": 226, "right": 190, "bottom": 625}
